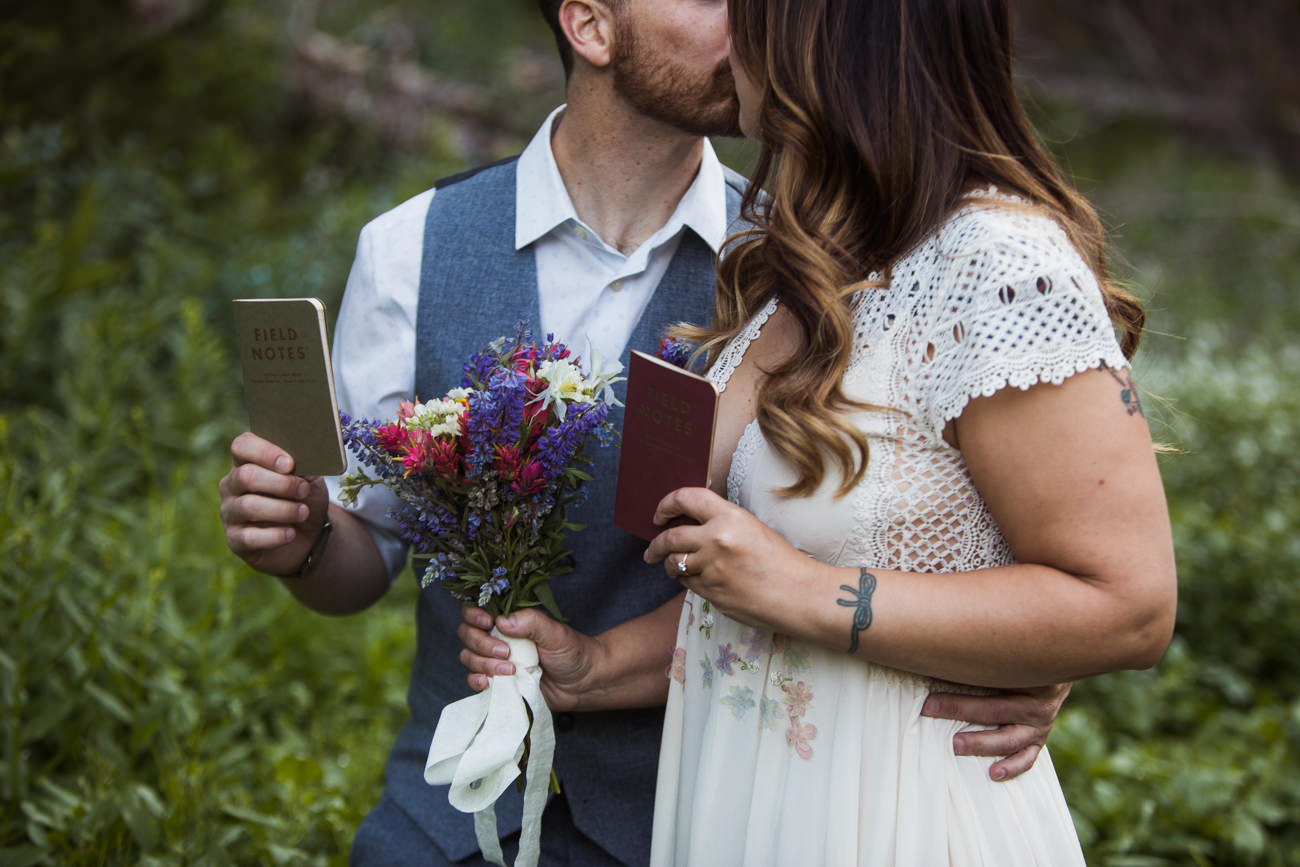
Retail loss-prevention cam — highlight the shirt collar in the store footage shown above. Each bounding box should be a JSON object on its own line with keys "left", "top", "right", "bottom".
{"left": 515, "top": 104, "right": 730, "bottom": 255}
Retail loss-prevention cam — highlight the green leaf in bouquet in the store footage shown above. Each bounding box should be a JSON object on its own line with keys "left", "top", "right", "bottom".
{"left": 531, "top": 582, "right": 566, "bottom": 622}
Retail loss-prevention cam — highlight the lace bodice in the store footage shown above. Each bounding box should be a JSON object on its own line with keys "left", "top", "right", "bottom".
{"left": 705, "top": 200, "right": 1128, "bottom": 574}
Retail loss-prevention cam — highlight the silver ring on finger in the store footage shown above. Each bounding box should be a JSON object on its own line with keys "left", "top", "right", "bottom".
{"left": 676, "top": 553, "right": 689, "bottom": 575}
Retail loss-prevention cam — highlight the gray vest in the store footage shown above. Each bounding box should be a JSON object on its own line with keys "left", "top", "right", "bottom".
{"left": 379, "top": 157, "right": 745, "bottom": 864}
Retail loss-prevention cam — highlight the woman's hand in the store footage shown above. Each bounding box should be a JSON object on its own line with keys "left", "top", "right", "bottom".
{"left": 643, "top": 488, "right": 822, "bottom": 634}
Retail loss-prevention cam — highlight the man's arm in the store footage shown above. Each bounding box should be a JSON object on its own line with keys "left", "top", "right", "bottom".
{"left": 219, "top": 431, "right": 390, "bottom": 615}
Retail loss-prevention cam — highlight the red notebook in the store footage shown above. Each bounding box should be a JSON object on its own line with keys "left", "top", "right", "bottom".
{"left": 613, "top": 350, "right": 720, "bottom": 541}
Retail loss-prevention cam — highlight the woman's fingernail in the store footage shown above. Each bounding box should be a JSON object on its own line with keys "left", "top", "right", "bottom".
{"left": 298, "top": 504, "right": 309, "bottom": 522}
{"left": 492, "top": 644, "right": 509, "bottom": 659}
{"left": 298, "top": 481, "right": 310, "bottom": 499}
{"left": 501, "top": 615, "right": 517, "bottom": 630}
{"left": 992, "top": 767, "right": 1007, "bottom": 781}
{"left": 496, "top": 663, "right": 514, "bottom": 676}
{"left": 276, "top": 455, "right": 292, "bottom": 472}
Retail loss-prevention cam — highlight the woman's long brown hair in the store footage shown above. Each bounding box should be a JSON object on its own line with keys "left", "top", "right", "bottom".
{"left": 681, "top": 0, "right": 1145, "bottom": 498}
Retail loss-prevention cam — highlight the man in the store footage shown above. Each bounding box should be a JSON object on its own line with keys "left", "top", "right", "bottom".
{"left": 218, "top": 1, "right": 1070, "bottom": 863}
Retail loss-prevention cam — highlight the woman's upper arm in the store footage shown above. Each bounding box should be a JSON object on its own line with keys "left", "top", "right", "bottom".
{"left": 953, "top": 365, "right": 1177, "bottom": 660}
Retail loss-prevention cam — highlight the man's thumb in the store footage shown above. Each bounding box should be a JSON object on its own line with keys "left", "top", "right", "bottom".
{"left": 496, "top": 608, "right": 561, "bottom": 646}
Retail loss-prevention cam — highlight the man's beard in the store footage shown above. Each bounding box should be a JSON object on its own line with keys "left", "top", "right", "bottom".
{"left": 611, "top": 21, "right": 741, "bottom": 137}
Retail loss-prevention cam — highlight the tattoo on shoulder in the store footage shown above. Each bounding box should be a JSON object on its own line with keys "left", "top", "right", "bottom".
{"left": 836, "top": 568, "right": 876, "bottom": 654}
{"left": 1104, "top": 365, "right": 1145, "bottom": 417}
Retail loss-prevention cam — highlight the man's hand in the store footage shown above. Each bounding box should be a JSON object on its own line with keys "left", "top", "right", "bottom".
{"left": 218, "top": 432, "right": 329, "bottom": 576}
{"left": 921, "top": 682, "right": 1073, "bottom": 781}
{"left": 458, "top": 606, "right": 603, "bottom": 713}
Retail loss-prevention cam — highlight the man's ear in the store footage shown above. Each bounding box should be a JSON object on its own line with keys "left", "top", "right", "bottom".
{"left": 559, "top": 0, "right": 617, "bottom": 70}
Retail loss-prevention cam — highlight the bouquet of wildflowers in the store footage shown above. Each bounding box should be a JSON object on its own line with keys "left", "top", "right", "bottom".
{"left": 337, "top": 324, "right": 622, "bottom": 867}
{"left": 339, "top": 324, "right": 622, "bottom": 619}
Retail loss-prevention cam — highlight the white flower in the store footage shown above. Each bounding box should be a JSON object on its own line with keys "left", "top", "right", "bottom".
{"left": 535, "top": 358, "right": 593, "bottom": 420}
{"left": 406, "top": 397, "right": 466, "bottom": 437}
{"left": 583, "top": 341, "right": 625, "bottom": 409}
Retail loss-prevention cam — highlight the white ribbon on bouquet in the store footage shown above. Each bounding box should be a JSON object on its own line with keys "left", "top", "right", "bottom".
{"left": 425, "top": 631, "right": 555, "bottom": 867}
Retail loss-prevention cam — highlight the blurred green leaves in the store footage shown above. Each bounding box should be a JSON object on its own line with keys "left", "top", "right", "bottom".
{"left": 2, "top": 1, "right": 1299, "bottom": 864}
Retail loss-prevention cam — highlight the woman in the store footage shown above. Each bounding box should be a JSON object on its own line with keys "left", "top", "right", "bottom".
{"left": 640, "top": 0, "right": 1176, "bottom": 864}
{"left": 462, "top": 0, "right": 1175, "bottom": 862}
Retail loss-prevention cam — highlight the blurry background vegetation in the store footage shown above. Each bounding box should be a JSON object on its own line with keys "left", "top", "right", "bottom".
{"left": 1, "top": 0, "right": 1297, "bottom": 864}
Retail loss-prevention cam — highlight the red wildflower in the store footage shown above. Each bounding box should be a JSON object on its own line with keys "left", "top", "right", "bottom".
{"left": 375, "top": 423, "right": 408, "bottom": 454}
{"left": 401, "top": 429, "right": 434, "bottom": 474}
{"left": 511, "top": 460, "right": 547, "bottom": 497}
{"left": 429, "top": 438, "right": 461, "bottom": 478}
{"left": 493, "top": 444, "right": 522, "bottom": 479}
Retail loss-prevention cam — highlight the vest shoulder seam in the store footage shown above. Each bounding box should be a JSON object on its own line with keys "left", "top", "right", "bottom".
{"left": 432, "top": 155, "right": 521, "bottom": 191}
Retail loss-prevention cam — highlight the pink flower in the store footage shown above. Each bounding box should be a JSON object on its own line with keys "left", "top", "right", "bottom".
{"left": 782, "top": 680, "right": 813, "bottom": 718}
{"left": 493, "top": 444, "right": 522, "bottom": 479}
{"left": 512, "top": 345, "right": 538, "bottom": 374}
{"left": 401, "top": 429, "right": 434, "bottom": 474}
{"left": 397, "top": 400, "right": 416, "bottom": 420}
{"left": 430, "top": 439, "right": 461, "bottom": 477}
{"left": 375, "top": 423, "right": 408, "bottom": 454}
{"left": 666, "top": 647, "right": 686, "bottom": 683}
{"left": 511, "top": 460, "right": 547, "bottom": 497}
{"left": 785, "top": 720, "right": 817, "bottom": 760}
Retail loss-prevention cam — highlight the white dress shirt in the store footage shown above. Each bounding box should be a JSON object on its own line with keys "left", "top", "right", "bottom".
{"left": 325, "top": 106, "right": 731, "bottom": 577}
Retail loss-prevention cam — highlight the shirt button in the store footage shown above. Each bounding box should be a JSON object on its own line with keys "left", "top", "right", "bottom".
{"left": 574, "top": 226, "right": 588, "bottom": 240}
{"left": 555, "top": 712, "right": 575, "bottom": 732}
{"left": 609, "top": 279, "right": 622, "bottom": 292}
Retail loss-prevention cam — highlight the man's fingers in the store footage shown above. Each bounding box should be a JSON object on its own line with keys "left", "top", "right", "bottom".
{"left": 952, "top": 723, "right": 1043, "bottom": 758}
{"left": 922, "top": 690, "right": 1055, "bottom": 728}
{"left": 228, "top": 461, "right": 311, "bottom": 500}
{"left": 225, "top": 522, "right": 296, "bottom": 555}
{"left": 457, "top": 618, "right": 512, "bottom": 664}
{"left": 987, "top": 744, "right": 1042, "bottom": 782}
{"left": 458, "top": 647, "right": 515, "bottom": 679}
{"left": 231, "top": 431, "right": 296, "bottom": 473}
{"left": 496, "top": 607, "right": 566, "bottom": 649}
{"left": 222, "top": 492, "right": 310, "bottom": 528}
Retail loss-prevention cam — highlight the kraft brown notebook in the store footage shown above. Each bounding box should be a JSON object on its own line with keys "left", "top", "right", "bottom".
{"left": 233, "top": 297, "right": 346, "bottom": 476}
{"left": 614, "top": 350, "right": 719, "bottom": 541}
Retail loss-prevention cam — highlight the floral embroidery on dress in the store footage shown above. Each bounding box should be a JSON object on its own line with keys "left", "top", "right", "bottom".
{"left": 721, "top": 686, "right": 756, "bottom": 719}
{"left": 782, "top": 645, "right": 812, "bottom": 673}
{"left": 667, "top": 647, "right": 686, "bottom": 684}
{"left": 698, "top": 656, "right": 714, "bottom": 689}
{"left": 740, "top": 628, "right": 772, "bottom": 661}
{"left": 715, "top": 643, "right": 740, "bottom": 675}
{"left": 773, "top": 674, "right": 817, "bottom": 759}
{"left": 782, "top": 680, "right": 814, "bottom": 718}
{"left": 785, "top": 719, "right": 818, "bottom": 760}
{"left": 759, "top": 697, "right": 783, "bottom": 732}
{"left": 698, "top": 599, "right": 715, "bottom": 639}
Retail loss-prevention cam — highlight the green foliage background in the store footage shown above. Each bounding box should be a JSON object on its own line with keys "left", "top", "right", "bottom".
{"left": 2, "top": 1, "right": 1297, "bottom": 864}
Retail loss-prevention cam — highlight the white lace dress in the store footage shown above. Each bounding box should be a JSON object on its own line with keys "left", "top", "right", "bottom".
{"left": 650, "top": 200, "right": 1127, "bottom": 866}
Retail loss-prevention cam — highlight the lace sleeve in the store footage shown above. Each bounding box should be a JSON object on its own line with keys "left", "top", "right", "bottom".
{"left": 919, "top": 213, "right": 1129, "bottom": 438}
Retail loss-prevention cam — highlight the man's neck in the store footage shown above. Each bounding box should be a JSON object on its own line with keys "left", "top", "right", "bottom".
{"left": 551, "top": 84, "right": 707, "bottom": 256}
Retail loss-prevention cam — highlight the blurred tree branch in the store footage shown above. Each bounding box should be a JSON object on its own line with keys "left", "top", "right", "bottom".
{"left": 283, "top": 0, "right": 559, "bottom": 155}
{"left": 1015, "top": 0, "right": 1299, "bottom": 174}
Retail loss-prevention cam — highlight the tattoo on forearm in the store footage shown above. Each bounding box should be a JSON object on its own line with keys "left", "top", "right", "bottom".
{"left": 1104, "top": 365, "right": 1145, "bottom": 417}
{"left": 836, "top": 568, "right": 877, "bottom": 654}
